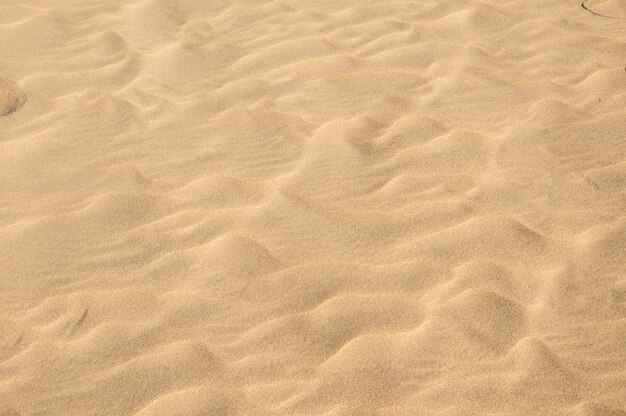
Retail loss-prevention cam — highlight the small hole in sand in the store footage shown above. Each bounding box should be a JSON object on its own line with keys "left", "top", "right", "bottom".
{"left": 0, "top": 79, "right": 27, "bottom": 117}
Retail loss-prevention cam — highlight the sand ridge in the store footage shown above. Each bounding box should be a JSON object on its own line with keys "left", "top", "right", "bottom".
{"left": 0, "top": 0, "right": 625, "bottom": 415}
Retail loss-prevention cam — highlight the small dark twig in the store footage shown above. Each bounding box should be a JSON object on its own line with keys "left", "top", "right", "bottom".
{"left": 581, "top": 0, "right": 624, "bottom": 19}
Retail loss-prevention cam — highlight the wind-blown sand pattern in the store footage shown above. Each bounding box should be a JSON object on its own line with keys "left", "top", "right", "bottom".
{"left": 0, "top": 80, "right": 26, "bottom": 117}
{"left": 1, "top": 1, "right": 625, "bottom": 415}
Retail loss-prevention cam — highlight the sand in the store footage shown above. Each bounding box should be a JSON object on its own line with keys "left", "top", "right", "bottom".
{"left": 1, "top": 0, "right": 625, "bottom": 415}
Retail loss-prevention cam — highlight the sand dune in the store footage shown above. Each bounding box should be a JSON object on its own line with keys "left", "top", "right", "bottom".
{"left": 1, "top": 0, "right": 625, "bottom": 415}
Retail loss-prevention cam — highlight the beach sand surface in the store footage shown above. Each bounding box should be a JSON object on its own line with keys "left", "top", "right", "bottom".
{"left": 1, "top": 0, "right": 625, "bottom": 415}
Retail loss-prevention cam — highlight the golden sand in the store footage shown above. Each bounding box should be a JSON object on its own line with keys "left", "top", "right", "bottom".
{"left": 1, "top": 1, "right": 625, "bottom": 415}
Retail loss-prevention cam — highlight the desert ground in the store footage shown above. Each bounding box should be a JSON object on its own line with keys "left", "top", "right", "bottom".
{"left": 1, "top": 0, "right": 625, "bottom": 415}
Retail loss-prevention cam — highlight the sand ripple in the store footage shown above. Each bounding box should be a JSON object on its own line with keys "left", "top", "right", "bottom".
{"left": 1, "top": 0, "right": 625, "bottom": 415}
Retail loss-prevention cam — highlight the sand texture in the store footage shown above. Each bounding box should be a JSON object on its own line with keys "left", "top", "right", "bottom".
{"left": 1, "top": 0, "right": 626, "bottom": 415}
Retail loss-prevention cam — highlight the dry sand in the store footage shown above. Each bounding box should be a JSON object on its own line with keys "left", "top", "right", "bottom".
{"left": 1, "top": 0, "right": 625, "bottom": 415}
